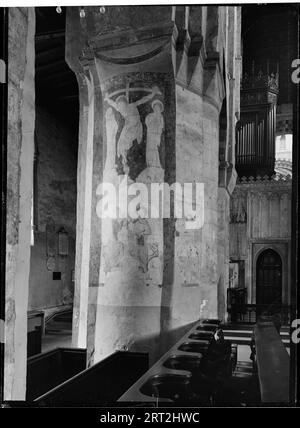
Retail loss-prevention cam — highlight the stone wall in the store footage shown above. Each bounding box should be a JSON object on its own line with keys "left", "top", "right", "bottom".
{"left": 5, "top": 7, "right": 35, "bottom": 400}
{"left": 28, "top": 103, "right": 77, "bottom": 311}
{"left": 34, "top": 104, "right": 77, "bottom": 235}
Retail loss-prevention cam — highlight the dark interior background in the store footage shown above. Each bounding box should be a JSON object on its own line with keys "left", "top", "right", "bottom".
{"left": 35, "top": 6, "right": 79, "bottom": 128}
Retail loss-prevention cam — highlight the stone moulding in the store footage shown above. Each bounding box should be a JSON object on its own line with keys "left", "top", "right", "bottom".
{"left": 237, "top": 174, "right": 292, "bottom": 188}
{"left": 68, "top": 5, "right": 229, "bottom": 105}
{"left": 241, "top": 71, "right": 279, "bottom": 93}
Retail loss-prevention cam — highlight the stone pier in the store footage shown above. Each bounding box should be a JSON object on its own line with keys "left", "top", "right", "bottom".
{"left": 5, "top": 7, "right": 35, "bottom": 400}
{"left": 66, "top": 5, "right": 241, "bottom": 365}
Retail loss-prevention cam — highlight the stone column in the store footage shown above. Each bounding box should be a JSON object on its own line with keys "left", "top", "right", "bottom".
{"left": 71, "top": 70, "right": 95, "bottom": 349}
{"left": 5, "top": 7, "right": 35, "bottom": 400}
{"left": 94, "top": 70, "right": 168, "bottom": 364}
{"left": 217, "top": 6, "right": 241, "bottom": 322}
{"left": 66, "top": 5, "right": 241, "bottom": 365}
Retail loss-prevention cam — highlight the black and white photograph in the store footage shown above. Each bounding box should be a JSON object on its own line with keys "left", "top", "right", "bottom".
{"left": 0, "top": 1, "right": 299, "bottom": 415}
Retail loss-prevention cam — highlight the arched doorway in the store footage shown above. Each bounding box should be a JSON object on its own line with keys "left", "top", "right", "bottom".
{"left": 256, "top": 249, "right": 282, "bottom": 307}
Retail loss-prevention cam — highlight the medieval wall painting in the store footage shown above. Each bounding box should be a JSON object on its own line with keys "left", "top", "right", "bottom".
{"left": 98, "top": 74, "right": 165, "bottom": 288}
{"left": 104, "top": 107, "right": 118, "bottom": 174}
{"left": 104, "top": 85, "right": 162, "bottom": 175}
{"left": 145, "top": 99, "right": 164, "bottom": 169}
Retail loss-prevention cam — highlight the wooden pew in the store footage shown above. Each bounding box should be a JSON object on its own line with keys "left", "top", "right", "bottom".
{"left": 26, "top": 347, "right": 87, "bottom": 401}
{"left": 33, "top": 351, "right": 149, "bottom": 406}
{"left": 27, "top": 310, "right": 44, "bottom": 357}
{"left": 254, "top": 321, "right": 290, "bottom": 404}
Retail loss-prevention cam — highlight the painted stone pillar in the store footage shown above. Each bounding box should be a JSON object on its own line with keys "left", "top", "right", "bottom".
{"left": 66, "top": 6, "right": 176, "bottom": 364}
{"left": 217, "top": 6, "right": 241, "bottom": 322}
{"left": 5, "top": 7, "right": 35, "bottom": 399}
{"left": 66, "top": 5, "right": 240, "bottom": 364}
{"left": 71, "top": 70, "right": 95, "bottom": 349}
{"left": 94, "top": 72, "right": 167, "bottom": 364}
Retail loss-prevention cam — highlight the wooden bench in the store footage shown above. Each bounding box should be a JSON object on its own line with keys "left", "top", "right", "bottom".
{"left": 27, "top": 310, "right": 44, "bottom": 357}
{"left": 26, "top": 347, "right": 87, "bottom": 401}
{"left": 254, "top": 321, "right": 290, "bottom": 403}
{"left": 33, "top": 351, "right": 149, "bottom": 406}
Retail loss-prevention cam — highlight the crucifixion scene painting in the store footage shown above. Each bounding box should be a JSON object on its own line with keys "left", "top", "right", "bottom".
{"left": 104, "top": 82, "right": 164, "bottom": 179}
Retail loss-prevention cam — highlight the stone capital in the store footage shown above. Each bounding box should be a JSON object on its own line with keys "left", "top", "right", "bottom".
{"left": 66, "top": 6, "right": 229, "bottom": 99}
